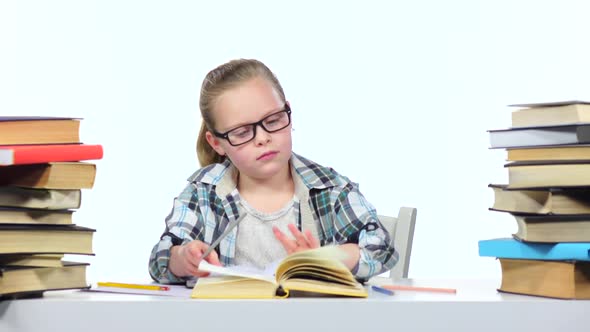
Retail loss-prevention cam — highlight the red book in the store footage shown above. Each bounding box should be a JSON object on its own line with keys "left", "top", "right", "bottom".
{"left": 0, "top": 144, "right": 103, "bottom": 166}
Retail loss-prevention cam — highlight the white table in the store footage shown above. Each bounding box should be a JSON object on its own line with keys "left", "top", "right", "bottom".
{"left": 1, "top": 279, "right": 588, "bottom": 332}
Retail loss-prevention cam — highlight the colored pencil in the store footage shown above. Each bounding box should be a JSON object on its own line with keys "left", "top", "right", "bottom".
{"left": 97, "top": 282, "right": 170, "bottom": 291}
{"left": 371, "top": 285, "right": 395, "bottom": 296}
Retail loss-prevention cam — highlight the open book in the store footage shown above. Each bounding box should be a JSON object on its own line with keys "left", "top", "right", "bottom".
{"left": 190, "top": 246, "right": 367, "bottom": 299}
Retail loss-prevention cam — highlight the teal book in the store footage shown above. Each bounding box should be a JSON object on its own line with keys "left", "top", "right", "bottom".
{"left": 478, "top": 238, "right": 590, "bottom": 261}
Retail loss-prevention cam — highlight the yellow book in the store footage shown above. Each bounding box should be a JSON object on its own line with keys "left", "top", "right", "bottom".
{"left": 506, "top": 160, "right": 590, "bottom": 189}
{"left": 0, "top": 262, "right": 89, "bottom": 298}
{"left": 510, "top": 101, "right": 590, "bottom": 128}
{"left": 499, "top": 259, "right": 590, "bottom": 299}
{"left": 0, "top": 224, "right": 95, "bottom": 254}
{"left": 507, "top": 145, "right": 590, "bottom": 162}
{"left": 191, "top": 246, "right": 367, "bottom": 299}
{"left": 0, "top": 162, "right": 96, "bottom": 190}
{"left": 0, "top": 208, "right": 73, "bottom": 225}
{"left": 489, "top": 184, "right": 590, "bottom": 214}
{"left": 0, "top": 254, "right": 64, "bottom": 267}
{"left": 512, "top": 214, "right": 590, "bottom": 243}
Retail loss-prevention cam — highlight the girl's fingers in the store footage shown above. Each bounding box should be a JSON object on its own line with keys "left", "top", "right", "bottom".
{"left": 194, "top": 270, "right": 211, "bottom": 277}
{"left": 186, "top": 243, "right": 204, "bottom": 265}
{"left": 187, "top": 265, "right": 210, "bottom": 277}
{"left": 288, "top": 224, "right": 310, "bottom": 247}
{"left": 273, "top": 226, "right": 297, "bottom": 252}
{"left": 205, "top": 249, "right": 222, "bottom": 266}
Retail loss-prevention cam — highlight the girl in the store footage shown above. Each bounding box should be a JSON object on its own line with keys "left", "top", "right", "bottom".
{"left": 149, "top": 59, "right": 397, "bottom": 283}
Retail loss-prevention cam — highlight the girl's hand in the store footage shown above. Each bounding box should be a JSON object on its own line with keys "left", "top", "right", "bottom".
{"left": 273, "top": 223, "right": 320, "bottom": 254}
{"left": 273, "top": 224, "right": 360, "bottom": 271}
{"left": 169, "top": 240, "right": 222, "bottom": 278}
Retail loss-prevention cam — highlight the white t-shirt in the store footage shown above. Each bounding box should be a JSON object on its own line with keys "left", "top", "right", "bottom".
{"left": 234, "top": 196, "right": 297, "bottom": 269}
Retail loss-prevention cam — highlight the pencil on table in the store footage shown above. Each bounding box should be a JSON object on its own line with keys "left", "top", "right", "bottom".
{"left": 371, "top": 285, "right": 395, "bottom": 296}
{"left": 97, "top": 282, "right": 170, "bottom": 291}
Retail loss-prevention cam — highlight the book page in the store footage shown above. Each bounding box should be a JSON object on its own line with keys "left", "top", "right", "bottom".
{"left": 275, "top": 246, "right": 351, "bottom": 282}
{"left": 199, "top": 246, "right": 350, "bottom": 285}
{"left": 198, "top": 260, "right": 275, "bottom": 282}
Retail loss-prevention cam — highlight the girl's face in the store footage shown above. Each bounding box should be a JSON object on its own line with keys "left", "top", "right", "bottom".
{"left": 205, "top": 77, "right": 292, "bottom": 181}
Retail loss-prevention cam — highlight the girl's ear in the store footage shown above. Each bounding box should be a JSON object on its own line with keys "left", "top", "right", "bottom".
{"left": 286, "top": 101, "right": 293, "bottom": 131}
{"left": 205, "top": 131, "right": 226, "bottom": 156}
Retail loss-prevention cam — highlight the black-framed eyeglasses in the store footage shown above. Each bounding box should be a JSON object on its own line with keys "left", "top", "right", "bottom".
{"left": 212, "top": 104, "right": 292, "bottom": 146}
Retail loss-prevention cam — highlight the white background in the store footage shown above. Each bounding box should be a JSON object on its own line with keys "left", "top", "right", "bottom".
{"left": 1, "top": 0, "right": 589, "bottom": 282}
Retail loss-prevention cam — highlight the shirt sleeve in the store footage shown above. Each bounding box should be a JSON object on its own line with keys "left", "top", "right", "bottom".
{"left": 148, "top": 184, "right": 205, "bottom": 284}
{"left": 333, "top": 183, "right": 398, "bottom": 280}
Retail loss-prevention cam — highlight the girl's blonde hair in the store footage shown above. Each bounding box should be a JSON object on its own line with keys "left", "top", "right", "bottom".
{"left": 196, "top": 59, "right": 286, "bottom": 167}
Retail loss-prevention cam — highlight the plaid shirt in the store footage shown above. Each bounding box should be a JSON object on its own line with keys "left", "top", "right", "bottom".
{"left": 149, "top": 153, "right": 397, "bottom": 283}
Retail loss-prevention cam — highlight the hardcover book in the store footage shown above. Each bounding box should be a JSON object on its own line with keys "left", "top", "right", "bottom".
{"left": 512, "top": 214, "right": 590, "bottom": 243}
{"left": 0, "top": 144, "right": 103, "bottom": 166}
{"left": 507, "top": 144, "right": 590, "bottom": 161}
{"left": 489, "top": 124, "right": 590, "bottom": 149}
{"left": 0, "top": 162, "right": 96, "bottom": 189}
{"left": 489, "top": 184, "right": 590, "bottom": 214}
{"left": 506, "top": 160, "right": 590, "bottom": 189}
{"left": 510, "top": 101, "right": 590, "bottom": 128}
{"left": 0, "top": 207, "right": 73, "bottom": 225}
{"left": 0, "top": 187, "right": 81, "bottom": 210}
{"left": 0, "top": 262, "right": 89, "bottom": 298}
{"left": 498, "top": 258, "right": 590, "bottom": 299}
{"left": 191, "top": 246, "right": 367, "bottom": 299}
{"left": 0, "top": 254, "right": 64, "bottom": 268}
{"left": 0, "top": 116, "right": 81, "bottom": 145}
{"left": 0, "top": 224, "right": 95, "bottom": 254}
{"left": 479, "top": 238, "right": 590, "bottom": 261}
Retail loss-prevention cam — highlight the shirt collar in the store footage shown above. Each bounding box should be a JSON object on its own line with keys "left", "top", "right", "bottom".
{"left": 189, "top": 152, "right": 340, "bottom": 196}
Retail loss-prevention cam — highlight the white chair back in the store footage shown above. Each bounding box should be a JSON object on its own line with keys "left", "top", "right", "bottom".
{"left": 378, "top": 207, "right": 417, "bottom": 279}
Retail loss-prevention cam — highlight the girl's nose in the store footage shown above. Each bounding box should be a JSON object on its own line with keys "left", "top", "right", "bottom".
{"left": 253, "top": 123, "right": 271, "bottom": 145}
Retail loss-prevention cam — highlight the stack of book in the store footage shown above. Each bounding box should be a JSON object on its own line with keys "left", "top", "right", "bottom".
{"left": 481, "top": 101, "right": 590, "bottom": 299}
{"left": 0, "top": 116, "right": 102, "bottom": 299}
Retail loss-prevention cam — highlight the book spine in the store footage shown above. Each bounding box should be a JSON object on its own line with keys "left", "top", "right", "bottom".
{"left": 0, "top": 145, "right": 103, "bottom": 166}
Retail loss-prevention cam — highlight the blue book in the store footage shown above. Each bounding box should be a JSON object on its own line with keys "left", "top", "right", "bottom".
{"left": 478, "top": 238, "right": 590, "bottom": 261}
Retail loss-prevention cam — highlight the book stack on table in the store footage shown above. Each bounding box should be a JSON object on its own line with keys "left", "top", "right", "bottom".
{"left": 0, "top": 116, "right": 102, "bottom": 299}
{"left": 483, "top": 101, "right": 590, "bottom": 299}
